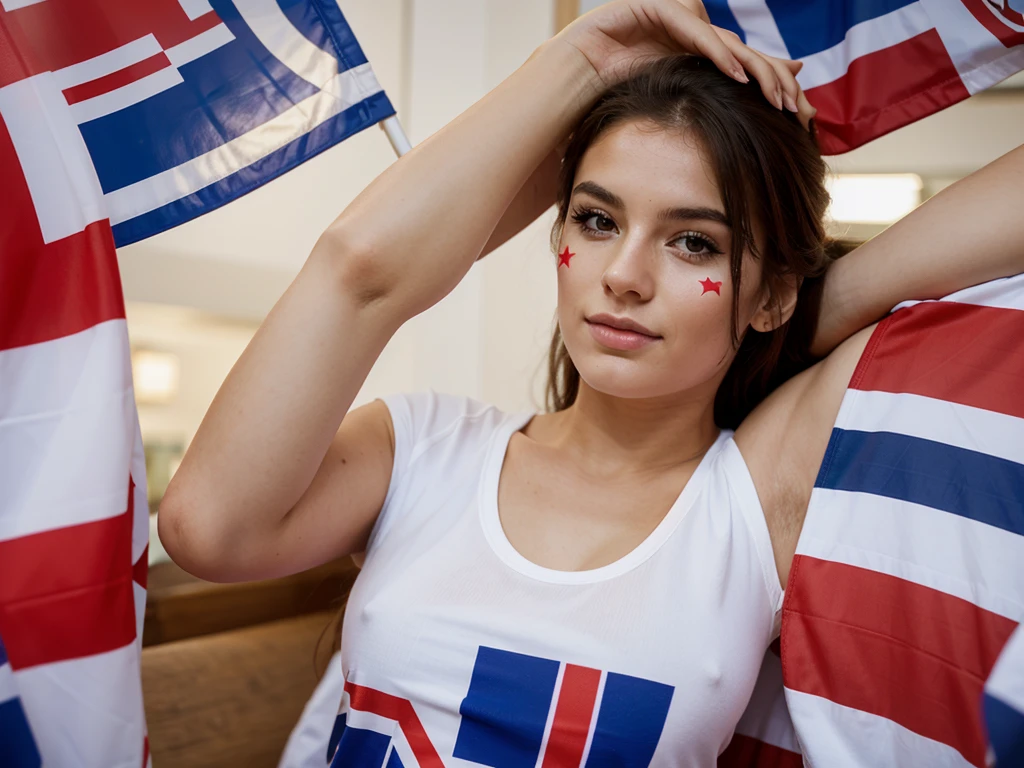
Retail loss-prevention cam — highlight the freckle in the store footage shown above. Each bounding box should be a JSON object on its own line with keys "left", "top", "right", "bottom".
{"left": 341, "top": 458, "right": 347, "bottom": 465}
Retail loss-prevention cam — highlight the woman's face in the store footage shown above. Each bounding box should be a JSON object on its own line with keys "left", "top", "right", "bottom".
{"left": 556, "top": 119, "right": 769, "bottom": 402}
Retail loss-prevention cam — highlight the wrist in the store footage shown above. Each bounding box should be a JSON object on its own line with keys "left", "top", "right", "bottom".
{"left": 531, "top": 38, "right": 606, "bottom": 113}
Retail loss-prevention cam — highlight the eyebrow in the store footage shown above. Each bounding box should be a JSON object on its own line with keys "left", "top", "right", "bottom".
{"left": 572, "top": 181, "right": 729, "bottom": 227}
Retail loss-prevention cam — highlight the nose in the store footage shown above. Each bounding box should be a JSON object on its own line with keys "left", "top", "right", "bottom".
{"left": 601, "top": 233, "right": 655, "bottom": 302}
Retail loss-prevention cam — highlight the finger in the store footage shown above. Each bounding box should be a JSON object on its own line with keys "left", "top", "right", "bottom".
{"left": 720, "top": 37, "right": 784, "bottom": 109}
{"left": 762, "top": 53, "right": 802, "bottom": 113}
{"left": 784, "top": 59, "right": 803, "bottom": 74}
{"left": 659, "top": 2, "right": 747, "bottom": 83}
{"left": 679, "top": 0, "right": 712, "bottom": 25}
{"left": 795, "top": 89, "right": 817, "bottom": 132}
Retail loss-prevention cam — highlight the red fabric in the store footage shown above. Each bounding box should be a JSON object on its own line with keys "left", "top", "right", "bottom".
{"left": 0, "top": 481, "right": 136, "bottom": 670}
{"left": 850, "top": 300, "right": 1024, "bottom": 419}
{"left": 0, "top": 0, "right": 219, "bottom": 87}
{"left": 62, "top": 51, "right": 172, "bottom": 105}
{"left": 345, "top": 682, "right": 446, "bottom": 768}
{"left": 0, "top": 111, "right": 124, "bottom": 352}
{"left": 718, "top": 734, "right": 803, "bottom": 768}
{"left": 960, "top": 0, "right": 1024, "bottom": 48}
{"left": 541, "top": 664, "right": 602, "bottom": 768}
{"left": 808, "top": 29, "right": 970, "bottom": 154}
{"left": 783, "top": 555, "right": 1018, "bottom": 767}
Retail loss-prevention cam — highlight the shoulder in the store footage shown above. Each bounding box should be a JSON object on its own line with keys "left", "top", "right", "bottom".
{"left": 734, "top": 322, "right": 878, "bottom": 586}
{"left": 377, "top": 391, "right": 519, "bottom": 464}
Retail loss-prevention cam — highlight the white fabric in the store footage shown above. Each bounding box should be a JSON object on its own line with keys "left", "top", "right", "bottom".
{"left": 279, "top": 652, "right": 347, "bottom": 768}
{"left": 785, "top": 690, "right": 974, "bottom": 768}
{"left": 286, "top": 391, "right": 784, "bottom": 767}
{"left": 0, "top": 319, "right": 135, "bottom": 542}
{"left": 15, "top": 643, "right": 146, "bottom": 768}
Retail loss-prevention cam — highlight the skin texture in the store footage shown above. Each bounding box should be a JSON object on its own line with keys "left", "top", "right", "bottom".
{"left": 498, "top": 119, "right": 802, "bottom": 576}
{"left": 158, "top": 0, "right": 1024, "bottom": 597}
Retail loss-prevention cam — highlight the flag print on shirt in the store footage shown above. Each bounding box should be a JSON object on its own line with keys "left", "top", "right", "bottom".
{"left": 329, "top": 647, "right": 674, "bottom": 768}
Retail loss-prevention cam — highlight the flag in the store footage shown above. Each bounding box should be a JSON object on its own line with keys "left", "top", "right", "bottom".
{"left": 985, "top": 624, "right": 1024, "bottom": 766}
{"left": 0, "top": 637, "right": 40, "bottom": 768}
{"left": 330, "top": 646, "right": 677, "bottom": 768}
{"left": 0, "top": 1, "right": 395, "bottom": 765}
{"left": 718, "top": 646, "right": 802, "bottom": 768}
{"left": 705, "top": 0, "right": 1024, "bottom": 153}
{"left": 783, "top": 273, "right": 1024, "bottom": 766}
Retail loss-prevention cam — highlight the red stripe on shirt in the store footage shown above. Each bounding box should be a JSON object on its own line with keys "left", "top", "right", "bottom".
{"left": 783, "top": 555, "right": 1018, "bottom": 767}
{"left": 62, "top": 51, "right": 172, "bottom": 105}
{"left": 0, "top": 112, "right": 124, "bottom": 352}
{"left": 849, "top": 301, "right": 1024, "bottom": 420}
{"left": 807, "top": 29, "right": 969, "bottom": 154}
{"left": 345, "top": 682, "right": 445, "bottom": 768}
{"left": 718, "top": 733, "right": 803, "bottom": 768}
{"left": 0, "top": 480, "right": 137, "bottom": 670}
{"left": 542, "top": 664, "right": 601, "bottom": 768}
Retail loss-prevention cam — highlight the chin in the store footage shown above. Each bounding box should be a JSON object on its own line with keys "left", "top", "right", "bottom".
{"left": 573, "top": 354, "right": 674, "bottom": 400}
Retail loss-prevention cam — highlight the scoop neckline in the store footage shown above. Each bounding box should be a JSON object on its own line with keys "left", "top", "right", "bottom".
{"left": 479, "top": 410, "right": 727, "bottom": 585}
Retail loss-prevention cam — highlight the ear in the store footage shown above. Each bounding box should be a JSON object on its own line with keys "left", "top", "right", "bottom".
{"left": 750, "top": 274, "right": 801, "bottom": 333}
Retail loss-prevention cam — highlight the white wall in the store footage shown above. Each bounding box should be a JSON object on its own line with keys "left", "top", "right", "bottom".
{"left": 121, "top": 0, "right": 1024, "bottom": 450}
{"left": 124, "top": 0, "right": 561, "bottom": 455}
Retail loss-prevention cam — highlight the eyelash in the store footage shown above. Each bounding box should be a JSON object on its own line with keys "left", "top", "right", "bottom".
{"left": 569, "top": 206, "right": 723, "bottom": 262}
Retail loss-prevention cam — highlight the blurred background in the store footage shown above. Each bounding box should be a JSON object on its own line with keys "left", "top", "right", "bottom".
{"left": 121, "top": 0, "right": 1024, "bottom": 557}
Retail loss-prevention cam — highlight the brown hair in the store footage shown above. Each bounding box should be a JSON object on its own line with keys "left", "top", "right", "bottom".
{"left": 547, "top": 55, "right": 846, "bottom": 429}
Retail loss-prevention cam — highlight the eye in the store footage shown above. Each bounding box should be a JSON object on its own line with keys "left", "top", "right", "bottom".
{"left": 671, "top": 231, "right": 721, "bottom": 260}
{"left": 571, "top": 206, "right": 618, "bottom": 235}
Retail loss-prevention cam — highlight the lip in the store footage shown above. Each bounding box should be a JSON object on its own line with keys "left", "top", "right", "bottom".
{"left": 585, "top": 313, "right": 661, "bottom": 351}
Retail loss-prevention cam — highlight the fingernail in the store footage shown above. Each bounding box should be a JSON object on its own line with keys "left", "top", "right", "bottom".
{"left": 784, "top": 93, "right": 798, "bottom": 112}
{"left": 733, "top": 68, "right": 749, "bottom": 83}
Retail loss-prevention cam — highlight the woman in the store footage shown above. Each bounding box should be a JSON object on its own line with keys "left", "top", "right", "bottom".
{"left": 159, "top": 1, "right": 1024, "bottom": 764}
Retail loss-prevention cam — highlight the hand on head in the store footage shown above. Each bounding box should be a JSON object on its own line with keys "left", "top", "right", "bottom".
{"left": 555, "top": 0, "right": 816, "bottom": 129}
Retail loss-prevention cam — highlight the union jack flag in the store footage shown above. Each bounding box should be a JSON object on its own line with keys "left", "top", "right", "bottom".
{"left": 0, "top": 2, "right": 394, "bottom": 766}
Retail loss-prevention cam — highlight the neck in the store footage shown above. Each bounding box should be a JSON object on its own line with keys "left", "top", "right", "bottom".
{"left": 541, "top": 380, "right": 721, "bottom": 479}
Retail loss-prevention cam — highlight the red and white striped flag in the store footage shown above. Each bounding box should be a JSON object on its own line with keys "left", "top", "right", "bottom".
{"left": 782, "top": 274, "right": 1024, "bottom": 767}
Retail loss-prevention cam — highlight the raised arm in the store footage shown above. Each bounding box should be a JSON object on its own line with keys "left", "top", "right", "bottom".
{"left": 159, "top": 1, "right": 798, "bottom": 583}
{"left": 812, "top": 142, "right": 1024, "bottom": 356}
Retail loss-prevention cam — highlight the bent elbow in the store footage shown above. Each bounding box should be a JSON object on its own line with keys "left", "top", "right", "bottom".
{"left": 156, "top": 488, "right": 236, "bottom": 583}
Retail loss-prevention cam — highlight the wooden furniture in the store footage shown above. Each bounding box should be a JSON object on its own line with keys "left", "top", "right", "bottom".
{"left": 142, "top": 610, "right": 338, "bottom": 768}
{"left": 143, "top": 558, "right": 357, "bottom": 646}
{"left": 140, "top": 557, "right": 355, "bottom": 765}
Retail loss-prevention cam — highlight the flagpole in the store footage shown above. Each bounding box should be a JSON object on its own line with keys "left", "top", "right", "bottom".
{"left": 379, "top": 115, "right": 412, "bottom": 157}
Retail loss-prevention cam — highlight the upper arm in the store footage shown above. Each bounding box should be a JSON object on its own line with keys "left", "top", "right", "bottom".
{"left": 161, "top": 399, "right": 396, "bottom": 582}
{"left": 736, "top": 324, "right": 876, "bottom": 587}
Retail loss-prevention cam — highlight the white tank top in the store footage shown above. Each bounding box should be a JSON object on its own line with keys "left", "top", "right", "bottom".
{"left": 336, "top": 391, "right": 783, "bottom": 768}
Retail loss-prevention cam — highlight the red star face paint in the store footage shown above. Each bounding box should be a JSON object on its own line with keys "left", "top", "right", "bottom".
{"left": 699, "top": 277, "right": 722, "bottom": 296}
{"left": 558, "top": 246, "right": 575, "bottom": 268}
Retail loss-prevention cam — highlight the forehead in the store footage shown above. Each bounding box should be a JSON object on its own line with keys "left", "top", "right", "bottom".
{"left": 575, "top": 119, "right": 722, "bottom": 210}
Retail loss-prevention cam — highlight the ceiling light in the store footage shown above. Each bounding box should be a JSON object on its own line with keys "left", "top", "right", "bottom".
{"left": 827, "top": 173, "right": 923, "bottom": 224}
{"left": 132, "top": 349, "right": 179, "bottom": 404}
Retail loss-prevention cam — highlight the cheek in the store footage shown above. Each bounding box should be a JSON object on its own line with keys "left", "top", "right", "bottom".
{"left": 657, "top": 266, "right": 739, "bottom": 372}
